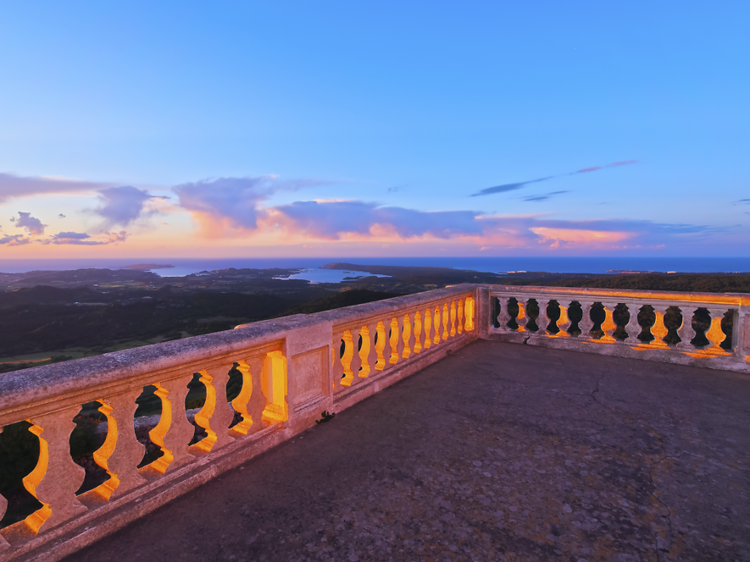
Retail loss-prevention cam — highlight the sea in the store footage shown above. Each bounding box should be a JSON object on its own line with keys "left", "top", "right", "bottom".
{"left": 1, "top": 257, "right": 750, "bottom": 284}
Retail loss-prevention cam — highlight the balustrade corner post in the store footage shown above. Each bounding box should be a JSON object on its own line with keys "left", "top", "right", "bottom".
{"left": 731, "top": 304, "right": 747, "bottom": 357}
{"left": 0, "top": 428, "right": 8, "bottom": 552}
{"left": 476, "top": 287, "right": 490, "bottom": 336}
{"left": 741, "top": 304, "right": 750, "bottom": 358}
{"left": 23, "top": 406, "right": 88, "bottom": 535}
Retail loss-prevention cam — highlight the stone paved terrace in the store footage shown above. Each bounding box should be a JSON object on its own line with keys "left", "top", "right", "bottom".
{"left": 62, "top": 340, "right": 750, "bottom": 562}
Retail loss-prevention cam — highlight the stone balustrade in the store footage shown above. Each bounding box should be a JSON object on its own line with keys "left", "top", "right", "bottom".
{"left": 0, "top": 285, "right": 477, "bottom": 562}
{"left": 481, "top": 285, "right": 750, "bottom": 372}
{"left": 2, "top": 282, "right": 749, "bottom": 561}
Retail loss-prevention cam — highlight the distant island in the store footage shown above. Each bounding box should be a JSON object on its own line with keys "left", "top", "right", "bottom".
{"left": 118, "top": 264, "right": 175, "bottom": 271}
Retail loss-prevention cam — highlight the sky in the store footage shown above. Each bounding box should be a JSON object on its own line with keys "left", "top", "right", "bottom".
{"left": 1, "top": 1, "right": 748, "bottom": 259}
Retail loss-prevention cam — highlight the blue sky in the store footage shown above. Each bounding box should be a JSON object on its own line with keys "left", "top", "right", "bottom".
{"left": 1, "top": 1, "right": 748, "bottom": 257}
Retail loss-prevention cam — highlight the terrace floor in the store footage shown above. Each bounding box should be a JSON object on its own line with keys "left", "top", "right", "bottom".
{"left": 63, "top": 340, "right": 750, "bottom": 562}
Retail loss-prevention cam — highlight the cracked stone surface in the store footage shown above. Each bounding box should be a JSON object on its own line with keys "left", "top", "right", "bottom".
{"left": 64, "top": 340, "right": 750, "bottom": 562}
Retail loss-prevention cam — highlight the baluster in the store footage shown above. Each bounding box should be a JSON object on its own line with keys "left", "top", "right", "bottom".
{"left": 413, "top": 311, "right": 423, "bottom": 354}
{"left": 577, "top": 301, "right": 595, "bottom": 339}
{"left": 395, "top": 316, "right": 406, "bottom": 359}
{"left": 450, "top": 301, "right": 457, "bottom": 337}
{"left": 90, "top": 389, "right": 146, "bottom": 501}
{"left": 23, "top": 407, "right": 87, "bottom": 534}
{"left": 375, "top": 320, "right": 390, "bottom": 371}
{"left": 465, "top": 296, "right": 475, "bottom": 331}
{"left": 625, "top": 303, "right": 642, "bottom": 343}
{"left": 677, "top": 306, "right": 697, "bottom": 350}
{"left": 339, "top": 330, "right": 355, "bottom": 386}
{"left": 332, "top": 332, "right": 346, "bottom": 391}
{"left": 423, "top": 308, "right": 433, "bottom": 350}
{"left": 433, "top": 306, "right": 442, "bottom": 344}
{"left": 350, "top": 327, "right": 363, "bottom": 382}
{"left": 495, "top": 297, "right": 511, "bottom": 331}
{"left": 442, "top": 303, "right": 450, "bottom": 340}
{"left": 648, "top": 306, "right": 670, "bottom": 349}
{"left": 555, "top": 302, "right": 571, "bottom": 337}
{"left": 402, "top": 314, "right": 413, "bottom": 359}
{"left": 457, "top": 299, "right": 464, "bottom": 334}
{"left": 0, "top": 429, "right": 8, "bottom": 552}
{"left": 361, "top": 322, "right": 378, "bottom": 377}
{"left": 598, "top": 302, "right": 618, "bottom": 344}
{"left": 704, "top": 308, "right": 731, "bottom": 356}
{"left": 232, "top": 356, "right": 267, "bottom": 435}
{"left": 191, "top": 365, "right": 236, "bottom": 453}
{"left": 535, "top": 299, "right": 550, "bottom": 335}
{"left": 516, "top": 300, "right": 528, "bottom": 332}
{"left": 147, "top": 376, "right": 195, "bottom": 474}
{"left": 389, "top": 317, "right": 401, "bottom": 363}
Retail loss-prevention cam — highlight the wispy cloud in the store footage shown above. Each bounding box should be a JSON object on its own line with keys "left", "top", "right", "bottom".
{"left": 523, "top": 191, "right": 569, "bottom": 202}
{"left": 732, "top": 198, "right": 750, "bottom": 205}
{"left": 472, "top": 160, "right": 637, "bottom": 197}
{"left": 13, "top": 212, "right": 47, "bottom": 235}
{"left": 471, "top": 177, "right": 554, "bottom": 197}
{"left": 571, "top": 166, "right": 601, "bottom": 174}
{"left": 0, "top": 172, "right": 113, "bottom": 203}
{"left": 42, "top": 231, "right": 129, "bottom": 245}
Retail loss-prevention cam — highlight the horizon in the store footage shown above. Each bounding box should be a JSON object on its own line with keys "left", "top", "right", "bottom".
{"left": 1, "top": 2, "right": 749, "bottom": 258}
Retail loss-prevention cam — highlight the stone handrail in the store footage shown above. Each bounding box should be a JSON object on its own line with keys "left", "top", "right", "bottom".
{"left": 480, "top": 285, "right": 750, "bottom": 372}
{"left": 0, "top": 285, "right": 479, "bottom": 562}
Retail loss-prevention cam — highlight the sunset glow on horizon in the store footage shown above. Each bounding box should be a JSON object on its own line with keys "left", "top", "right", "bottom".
{"left": 1, "top": 3, "right": 748, "bottom": 260}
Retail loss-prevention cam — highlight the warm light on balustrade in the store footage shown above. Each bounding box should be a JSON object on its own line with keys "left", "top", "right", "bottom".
{"left": 1, "top": 284, "right": 745, "bottom": 562}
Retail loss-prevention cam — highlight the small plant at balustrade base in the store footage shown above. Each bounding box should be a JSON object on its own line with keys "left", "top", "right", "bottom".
{"left": 316, "top": 410, "right": 336, "bottom": 425}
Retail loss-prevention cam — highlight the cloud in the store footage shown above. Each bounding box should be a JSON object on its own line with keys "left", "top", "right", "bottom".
{"left": 471, "top": 177, "right": 554, "bottom": 197}
{"left": 733, "top": 198, "right": 750, "bottom": 205}
{"left": 59, "top": 214, "right": 66, "bottom": 218}
{"left": 0, "top": 234, "right": 31, "bottom": 246}
{"left": 571, "top": 166, "right": 601, "bottom": 174}
{"left": 174, "top": 176, "right": 331, "bottom": 236}
{"left": 523, "top": 191, "right": 569, "bottom": 202}
{"left": 94, "top": 186, "right": 161, "bottom": 227}
{"left": 473, "top": 160, "right": 637, "bottom": 197}
{"left": 388, "top": 184, "right": 407, "bottom": 193}
{"left": 0, "top": 172, "right": 112, "bottom": 203}
{"left": 276, "top": 200, "right": 482, "bottom": 239}
{"left": 43, "top": 231, "right": 129, "bottom": 245}
{"left": 14, "top": 212, "right": 46, "bottom": 235}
